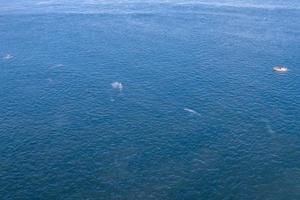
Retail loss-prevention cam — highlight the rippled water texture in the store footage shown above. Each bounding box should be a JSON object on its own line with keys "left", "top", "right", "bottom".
{"left": 0, "top": 0, "right": 300, "bottom": 199}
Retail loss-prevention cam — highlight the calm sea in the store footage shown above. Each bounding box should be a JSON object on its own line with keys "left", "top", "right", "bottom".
{"left": 0, "top": 0, "right": 300, "bottom": 199}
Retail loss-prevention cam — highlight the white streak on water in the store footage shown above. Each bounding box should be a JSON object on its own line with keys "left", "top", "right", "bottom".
{"left": 50, "top": 64, "right": 65, "bottom": 69}
{"left": 36, "top": 1, "right": 54, "bottom": 5}
{"left": 184, "top": 108, "right": 201, "bottom": 116}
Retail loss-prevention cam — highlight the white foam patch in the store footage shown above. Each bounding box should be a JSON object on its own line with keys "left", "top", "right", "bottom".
{"left": 111, "top": 81, "right": 123, "bottom": 91}
{"left": 3, "top": 54, "right": 13, "bottom": 60}
{"left": 184, "top": 108, "right": 201, "bottom": 116}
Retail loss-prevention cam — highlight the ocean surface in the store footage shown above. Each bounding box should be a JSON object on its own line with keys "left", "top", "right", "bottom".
{"left": 0, "top": 0, "right": 300, "bottom": 199}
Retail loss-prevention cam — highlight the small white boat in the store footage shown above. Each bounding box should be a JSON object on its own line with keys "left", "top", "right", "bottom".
{"left": 273, "top": 66, "right": 288, "bottom": 72}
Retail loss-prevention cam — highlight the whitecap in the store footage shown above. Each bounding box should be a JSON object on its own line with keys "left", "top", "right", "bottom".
{"left": 111, "top": 81, "right": 123, "bottom": 91}
{"left": 3, "top": 54, "right": 13, "bottom": 60}
{"left": 110, "top": 97, "right": 115, "bottom": 102}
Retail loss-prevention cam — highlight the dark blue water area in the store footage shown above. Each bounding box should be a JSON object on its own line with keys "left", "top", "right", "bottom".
{"left": 0, "top": 3, "right": 300, "bottom": 200}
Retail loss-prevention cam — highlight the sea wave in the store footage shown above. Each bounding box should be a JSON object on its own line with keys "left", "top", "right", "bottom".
{"left": 1, "top": 0, "right": 300, "bottom": 14}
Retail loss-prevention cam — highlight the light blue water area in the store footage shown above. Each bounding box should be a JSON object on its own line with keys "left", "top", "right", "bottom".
{"left": 0, "top": 1, "right": 300, "bottom": 199}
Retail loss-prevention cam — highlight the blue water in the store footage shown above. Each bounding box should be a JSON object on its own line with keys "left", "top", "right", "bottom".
{"left": 1, "top": 1, "right": 300, "bottom": 199}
